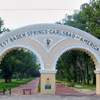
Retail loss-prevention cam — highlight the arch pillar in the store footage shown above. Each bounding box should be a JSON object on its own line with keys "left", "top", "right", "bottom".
{"left": 95, "top": 71, "right": 100, "bottom": 95}
{"left": 40, "top": 70, "right": 57, "bottom": 94}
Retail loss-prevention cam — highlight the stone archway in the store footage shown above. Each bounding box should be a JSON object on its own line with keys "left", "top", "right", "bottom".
{"left": 0, "top": 24, "right": 100, "bottom": 95}
{"left": 0, "top": 44, "right": 45, "bottom": 70}
{"left": 53, "top": 45, "right": 100, "bottom": 95}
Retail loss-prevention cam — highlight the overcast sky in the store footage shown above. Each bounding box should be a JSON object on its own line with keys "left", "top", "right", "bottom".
{"left": 0, "top": 0, "right": 89, "bottom": 30}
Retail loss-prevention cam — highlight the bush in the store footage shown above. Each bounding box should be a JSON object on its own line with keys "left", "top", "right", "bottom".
{"left": 67, "top": 83, "right": 75, "bottom": 87}
{"left": 38, "top": 80, "right": 40, "bottom": 92}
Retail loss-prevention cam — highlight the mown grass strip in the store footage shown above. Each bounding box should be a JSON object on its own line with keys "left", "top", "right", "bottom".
{"left": 73, "top": 85, "right": 96, "bottom": 90}
{"left": 0, "top": 78, "right": 34, "bottom": 92}
{"left": 56, "top": 80, "right": 96, "bottom": 90}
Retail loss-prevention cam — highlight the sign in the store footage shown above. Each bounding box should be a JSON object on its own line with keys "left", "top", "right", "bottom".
{"left": 45, "top": 85, "right": 51, "bottom": 89}
{"left": 0, "top": 29, "right": 99, "bottom": 52}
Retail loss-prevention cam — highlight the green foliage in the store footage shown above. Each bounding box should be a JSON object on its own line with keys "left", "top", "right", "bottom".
{"left": 56, "top": 79, "right": 68, "bottom": 86}
{"left": 56, "top": 79, "right": 96, "bottom": 90}
{"left": 62, "top": 12, "right": 88, "bottom": 32}
{"left": 0, "top": 17, "right": 4, "bottom": 34}
{"left": 87, "top": 74, "right": 91, "bottom": 82}
{"left": 56, "top": 0, "right": 97, "bottom": 87}
{"left": 38, "top": 79, "right": 40, "bottom": 92}
{"left": 80, "top": 0, "right": 100, "bottom": 38}
{"left": 56, "top": 50, "right": 95, "bottom": 86}
{"left": 56, "top": 0, "right": 100, "bottom": 39}
{"left": 0, "top": 17, "right": 10, "bottom": 34}
{"left": 74, "top": 84, "right": 96, "bottom": 90}
{"left": 67, "top": 83, "right": 75, "bottom": 87}
{"left": 0, "top": 48, "right": 40, "bottom": 82}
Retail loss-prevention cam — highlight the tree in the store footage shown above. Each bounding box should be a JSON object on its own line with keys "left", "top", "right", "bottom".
{"left": 0, "top": 17, "right": 39, "bottom": 82}
{"left": 0, "top": 18, "right": 4, "bottom": 33}
{"left": 0, "top": 17, "right": 9, "bottom": 34}
{"left": 0, "top": 48, "right": 40, "bottom": 82}
{"left": 56, "top": 0, "right": 100, "bottom": 39}
{"left": 62, "top": 12, "right": 88, "bottom": 32}
{"left": 80, "top": 0, "right": 100, "bottom": 38}
{"left": 0, "top": 53, "right": 15, "bottom": 83}
{"left": 56, "top": 50, "right": 95, "bottom": 85}
{"left": 56, "top": 0, "right": 97, "bottom": 86}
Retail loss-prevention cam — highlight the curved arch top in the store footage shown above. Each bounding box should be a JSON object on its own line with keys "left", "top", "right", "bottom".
{"left": 52, "top": 45, "right": 100, "bottom": 71}
{"left": 0, "top": 44, "right": 45, "bottom": 70}
{"left": 0, "top": 23, "right": 100, "bottom": 71}
{"left": 1, "top": 23, "right": 100, "bottom": 95}
{"left": 0, "top": 23, "right": 100, "bottom": 44}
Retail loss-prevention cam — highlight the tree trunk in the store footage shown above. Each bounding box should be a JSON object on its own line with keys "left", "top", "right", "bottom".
{"left": 67, "top": 69, "right": 72, "bottom": 82}
{"left": 82, "top": 71, "right": 86, "bottom": 85}
{"left": 86, "top": 62, "right": 89, "bottom": 85}
{"left": 81, "top": 76, "right": 82, "bottom": 84}
{"left": 73, "top": 64, "right": 79, "bottom": 83}
{"left": 8, "top": 78, "right": 11, "bottom": 83}
{"left": 78, "top": 74, "right": 80, "bottom": 84}
{"left": 74, "top": 70, "right": 77, "bottom": 83}
{"left": 5, "top": 78, "right": 8, "bottom": 83}
{"left": 93, "top": 73, "right": 96, "bottom": 85}
{"left": 77, "top": 58, "right": 86, "bottom": 85}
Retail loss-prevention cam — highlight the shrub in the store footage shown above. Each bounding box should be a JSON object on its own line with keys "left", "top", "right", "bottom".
{"left": 67, "top": 83, "right": 75, "bottom": 87}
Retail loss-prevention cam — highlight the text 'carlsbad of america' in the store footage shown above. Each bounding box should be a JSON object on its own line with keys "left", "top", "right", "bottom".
{"left": 0, "top": 29, "right": 99, "bottom": 52}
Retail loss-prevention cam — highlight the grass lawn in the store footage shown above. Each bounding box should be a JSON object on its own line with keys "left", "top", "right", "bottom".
{"left": 56, "top": 79, "right": 96, "bottom": 90}
{"left": 0, "top": 78, "right": 34, "bottom": 92}
{"left": 38, "top": 79, "right": 40, "bottom": 92}
{"left": 73, "top": 84, "right": 96, "bottom": 90}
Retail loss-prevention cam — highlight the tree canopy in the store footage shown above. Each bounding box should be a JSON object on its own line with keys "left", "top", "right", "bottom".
{"left": 0, "top": 49, "right": 40, "bottom": 83}
{"left": 0, "top": 17, "right": 9, "bottom": 34}
{"left": 56, "top": 0, "right": 98, "bottom": 85}
{"left": 57, "top": 0, "right": 100, "bottom": 39}
{"left": 0, "top": 17, "right": 39, "bottom": 83}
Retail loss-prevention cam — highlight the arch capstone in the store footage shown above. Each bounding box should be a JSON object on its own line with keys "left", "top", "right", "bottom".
{"left": 0, "top": 23, "right": 100, "bottom": 95}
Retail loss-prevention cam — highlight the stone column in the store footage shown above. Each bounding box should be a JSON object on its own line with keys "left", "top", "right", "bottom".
{"left": 95, "top": 71, "right": 100, "bottom": 95}
{"left": 40, "top": 70, "right": 57, "bottom": 94}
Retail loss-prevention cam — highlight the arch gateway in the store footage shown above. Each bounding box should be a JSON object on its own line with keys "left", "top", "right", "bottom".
{"left": 0, "top": 24, "right": 100, "bottom": 95}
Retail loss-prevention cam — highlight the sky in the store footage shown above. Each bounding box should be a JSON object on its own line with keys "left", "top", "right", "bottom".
{"left": 0, "top": 0, "right": 90, "bottom": 30}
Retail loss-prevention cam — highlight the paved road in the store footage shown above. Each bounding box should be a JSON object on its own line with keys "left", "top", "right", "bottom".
{"left": 0, "top": 95, "right": 100, "bottom": 100}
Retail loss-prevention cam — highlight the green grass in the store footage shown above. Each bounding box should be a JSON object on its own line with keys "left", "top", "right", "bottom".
{"left": 56, "top": 80, "right": 96, "bottom": 90}
{"left": 73, "top": 84, "right": 96, "bottom": 90}
{"left": 38, "top": 79, "right": 40, "bottom": 92}
{"left": 0, "top": 78, "right": 34, "bottom": 92}
{"left": 56, "top": 79, "right": 68, "bottom": 86}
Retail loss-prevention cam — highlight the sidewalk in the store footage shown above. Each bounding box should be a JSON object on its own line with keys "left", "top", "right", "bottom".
{"left": 5, "top": 78, "right": 39, "bottom": 95}
{"left": 56, "top": 84, "right": 95, "bottom": 96}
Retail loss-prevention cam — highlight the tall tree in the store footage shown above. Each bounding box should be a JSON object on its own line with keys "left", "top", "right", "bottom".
{"left": 56, "top": 50, "right": 95, "bottom": 85}
{"left": 56, "top": 0, "right": 97, "bottom": 85}
{"left": 0, "top": 17, "right": 9, "bottom": 34}
{"left": 57, "top": 0, "right": 100, "bottom": 39}
{"left": 80, "top": 0, "right": 100, "bottom": 38}
{"left": 0, "top": 49, "right": 40, "bottom": 82}
{"left": 0, "top": 18, "right": 4, "bottom": 34}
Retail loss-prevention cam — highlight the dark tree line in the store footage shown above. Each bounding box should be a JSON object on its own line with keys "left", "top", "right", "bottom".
{"left": 0, "top": 49, "right": 40, "bottom": 83}
{"left": 56, "top": 50, "right": 95, "bottom": 85}
{"left": 0, "top": 18, "right": 40, "bottom": 83}
{"left": 56, "top": 0, "right": 99, "bottom": 85}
